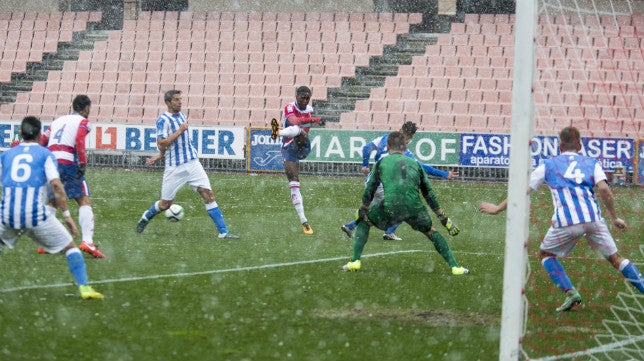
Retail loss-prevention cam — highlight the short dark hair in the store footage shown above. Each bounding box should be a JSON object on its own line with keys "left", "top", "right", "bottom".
{"left": 20, "top": 116, "right": 41, "bottom": 141}
{"left": 387, "top": 131, "right": 406, "bottom": 152}
{"left": 401, "top": 121, "right": 417, "bottom": 136}
{"left": 72, "top": 94, "right": 91, "bottom": 112}
{"left": 296, "top": 86, "right": 311, "bottom": 95}
{"left": 164, "top": 89, "right": 182, "bottom": 103}
{"left": 559, "top": 126, "right": 581, "bottom": 151}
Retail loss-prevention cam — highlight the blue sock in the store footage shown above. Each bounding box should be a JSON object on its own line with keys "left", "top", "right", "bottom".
{"left": 66, "top": 248, "right": 88, "bottom": 286}
{"left": 206, "top": 203, "right": 227, "bottom": 234}
{"left": 620, "top": 259, "right": 644, "bottom": 294}
{"left": 542, "top": 257, "right": 573, "bottom": 291}
{"left": 385, "top": 223, "right": 400, "bottom": 235}
{"left": 144, "top": 201, "right": 161, "bottom": 220}
{"left": 345, "top": 220, "right": 357, "bottom": 231}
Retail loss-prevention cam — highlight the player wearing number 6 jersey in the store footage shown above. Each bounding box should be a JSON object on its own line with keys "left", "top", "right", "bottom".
{"left": 0, "top": 116, "right": 103, "bottom": 299}
{"left": 40, "top": 95, "right": 105, "bottom": 258}
{"left": 479, "top": 126, "right": 644, "bottom": 311}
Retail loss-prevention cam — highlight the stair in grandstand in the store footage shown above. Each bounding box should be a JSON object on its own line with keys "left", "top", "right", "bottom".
{"left": 313, "top": 23, "right": 440, "bottom": 125}
{"left": 313, "top": 33, "right": 439, "bottom": 125}
{"left": 0, "top": 24, "right": 109, "bottom": 104}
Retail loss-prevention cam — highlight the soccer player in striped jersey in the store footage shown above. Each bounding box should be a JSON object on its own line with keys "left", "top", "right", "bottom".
{"left": 270, "top": 86, "right": 321, "bottom": 235}
{"left": 341, "top": 131, "right": 468, "bottom": 275}
{"left": 479, "top": 126, "right": 644, "bottom": 311}
{"left": 40, "top": 94, "right": 105, "bottom": 258}
{"left": 340, "top": 121, "right": 459, "bottom": 241}
{"left": 137, "top": 89, "right": 239, "bottom": 239}
{"left": 0, "top": 116, "right": 103, "bottom": 299}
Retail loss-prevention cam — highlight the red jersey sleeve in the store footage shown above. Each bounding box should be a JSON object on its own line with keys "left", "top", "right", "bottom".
{"left": 75, "top": 118, "right": 91, "bottom": 165}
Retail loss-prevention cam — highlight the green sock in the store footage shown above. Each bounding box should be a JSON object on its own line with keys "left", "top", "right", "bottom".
{"left": 352, "top": 221, "right": 371, "bottom": 261}
{"left": 428, "top": 231, "right": 459, "bottom": 268}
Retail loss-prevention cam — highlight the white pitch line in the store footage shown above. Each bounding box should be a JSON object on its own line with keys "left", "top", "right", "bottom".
{"left": 530, "top": 334, "right": 644, "bottom": 361}
{"left": 0, "top": 249, "right": 427, "bottom": 294}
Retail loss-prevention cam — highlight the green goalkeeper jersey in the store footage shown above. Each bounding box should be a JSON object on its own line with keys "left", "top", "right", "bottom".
{"left": 364, "top": 152, "right": 441, "bottom": 214}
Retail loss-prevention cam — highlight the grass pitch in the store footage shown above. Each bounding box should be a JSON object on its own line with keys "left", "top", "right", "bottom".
{"left": 0, "top": 169, "right": 639, "bottom": 360}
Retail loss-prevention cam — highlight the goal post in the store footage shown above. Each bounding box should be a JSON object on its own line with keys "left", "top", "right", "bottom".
{"left": 498, "top": 0, "right": 537, "bottom": 360}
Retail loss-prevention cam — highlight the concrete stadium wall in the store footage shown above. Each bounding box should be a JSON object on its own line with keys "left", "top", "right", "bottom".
{"left": 0, "top": 0, "right": 58, "bottom": 11}
{"left": 188, "top": 0, "right": 375, "bottom": 12}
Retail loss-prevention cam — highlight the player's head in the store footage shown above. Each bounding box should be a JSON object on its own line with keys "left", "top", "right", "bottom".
{"left": 20, "top": 116, "right": 42, "bottom": 141}
{"left": 387, "top": 131, "right": 407, "bottom": 153}
{"left": 295, "top": 86, "right": 312, "bottom": 109}
{"left": 400, "top": 121, "right": 417, "bottom": 144}
{"left": 559, "top": 126, "right": 582, "bottom": 152}
{"left": 164, "top": 89, "right": 182, "bottom": 114}
{"left": 72, "top": 95, "right": 92, "bottom": 117}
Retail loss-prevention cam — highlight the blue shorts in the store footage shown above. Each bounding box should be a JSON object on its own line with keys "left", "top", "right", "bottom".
{"left": 58, "top": 163, "right": 90, "bottom": 199}
{"left": 281, "top": 140, "right": 311, "bottom": 162}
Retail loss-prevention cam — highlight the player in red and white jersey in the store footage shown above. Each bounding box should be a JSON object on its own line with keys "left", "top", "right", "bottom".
{"left": 40, "top": 95, "right": 106, "bottom": 258}
{"left": 270, "top": 86, "right": 321, "bottom": 235}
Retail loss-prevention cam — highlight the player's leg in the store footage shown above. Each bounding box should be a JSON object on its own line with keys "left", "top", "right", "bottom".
{"left": 75, "top": 195, "right": 106, "bottom": 258}
{"left": 411, "top": 209, "right": 467, "bottom": 275}
{"left": 279, "top": 125, "right": 302, "bottom": 138}
{"left": 284, "top": 159, "right": 312, "bottom": 234}
{"left": 60, "top": 165, "right": 105, "bottom": 257}
{"left": 540, "top": 225, "right": 581, "bottom": 311}
{"left": 587, "top": 221, "right": 644, "bottom": 293}
{"left": 342, "top": 205, "right": 385, "bottom": 271}
{"left": 383, "top": 223, "right": 402, "bottom": 241}
{"left": 137, "top": 167, "right": 180, "bottom": 232}
{"left": 197, "top": 187, "right": 240, "bottom": 239}
{"left": 33, "top": 218, "right": 103, "bottom": 299}
{"left": 340, "top": 219, "right": 356, "bottom": 239}
{"left": 186, "top": 160, "right": 239, "bottom": 239}
{"left": 607, "top": 253, "right": 644, "bottom": 293}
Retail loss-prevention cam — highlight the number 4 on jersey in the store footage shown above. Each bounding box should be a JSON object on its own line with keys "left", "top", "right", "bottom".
{"left": 563, "top": 161, "right": 585, "bottom": 184}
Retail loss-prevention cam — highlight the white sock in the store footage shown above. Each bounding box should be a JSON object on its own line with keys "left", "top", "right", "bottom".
{"left": 78, "top": 205, "right": 95, "bottom": 244}
{"left": 279, "top": 125, "right": 302, "bottom": 138}
{"left": 289, "top": 181, "right": 307, "bottom": 224}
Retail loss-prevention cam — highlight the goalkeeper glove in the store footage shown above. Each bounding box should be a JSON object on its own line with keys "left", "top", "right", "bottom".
{"left": 77, "top": 164, "right": 86, "bottom": 179}
{"left": 438, "top": 213, "right": 460, "bottom": 236}
{"left": 356, "top": 205, "right": 372, "bottom": 225}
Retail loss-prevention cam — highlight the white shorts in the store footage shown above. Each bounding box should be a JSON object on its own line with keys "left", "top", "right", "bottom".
{"left": 540, "top": 219, "right": 618, "bottom": 258}
{"left": 161, "top": 159, "right": 212, "bottom": 201}
{"left": 0, "top": 211, "right": 73, "bottom": 254}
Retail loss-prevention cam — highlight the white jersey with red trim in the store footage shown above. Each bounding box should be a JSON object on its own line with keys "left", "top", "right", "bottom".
{"left": 281, "top": 101, "right": 314, "bottom": 148}
{"left": 44, "top": 114, "right": 91, "bottom": 165}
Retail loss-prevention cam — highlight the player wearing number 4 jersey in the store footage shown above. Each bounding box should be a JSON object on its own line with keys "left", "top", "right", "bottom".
{"left": 0, "top": 116, "right": 103, "bottom": 299}
{"left": 479, "top": 126, "right": 644, "bottom": 312}
{"left": 40, "top": 94, "right": 105, "bottom": 258}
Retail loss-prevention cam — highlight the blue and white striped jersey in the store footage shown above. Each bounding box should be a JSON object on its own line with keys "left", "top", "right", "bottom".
{"left": 0, "top": 143, "right": 59, "bottom": 228}
{"left": 530, "top": 151, "right": 607, "bottom": 227}
{"left": 156, "top": 112, "right": 198, "bottom": 167}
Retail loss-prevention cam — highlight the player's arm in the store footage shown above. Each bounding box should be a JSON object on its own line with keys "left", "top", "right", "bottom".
{"left": 45, "top": 156, "right": 79, "bottom": 236}
{"left": 286, "top": 114, "right": 321, "bottom": 125}
{"left": 75, "top": 121, "right": 90, "bottom": 178}
{"left": 156, "top": 121, "right": 189, "bottom": 150}
{"left": 596, "top": 179, "right": 626, "bottom": 230}
{"left": 39, "top": 128, "right": 50, "bottom": 146}
{"left": 478, "top": 199, "right": 508, "bottom": 214}
{"left": 362, "top": 163, "right": 381, "bottom": 206}
{"left": 361, "top": 141, "right": 378, "bottom": 174}
{"left": 419, "top": 167, "right": 441, "bottom": 212}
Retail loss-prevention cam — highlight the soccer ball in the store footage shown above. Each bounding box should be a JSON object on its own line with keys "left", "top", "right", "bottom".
{"left": 165, "top": 204, "right": 184, "bottom": 222}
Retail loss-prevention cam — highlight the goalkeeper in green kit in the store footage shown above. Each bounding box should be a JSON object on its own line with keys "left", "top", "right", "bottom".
{"left": 342, "top": 131, "right": 469, "bottom": 275}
